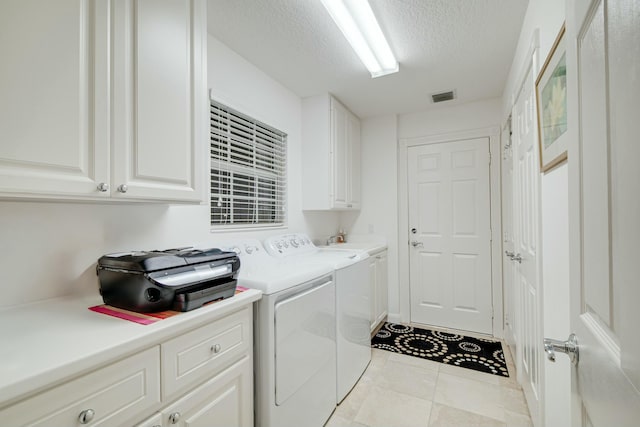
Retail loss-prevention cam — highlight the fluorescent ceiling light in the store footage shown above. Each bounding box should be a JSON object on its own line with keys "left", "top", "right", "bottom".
{"left": 321, "top": 0, "right": 399, "bottom": 78}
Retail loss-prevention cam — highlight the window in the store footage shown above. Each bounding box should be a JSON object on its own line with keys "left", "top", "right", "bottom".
{"left": 210, "top": 100, "right": 287, "bottom": 228}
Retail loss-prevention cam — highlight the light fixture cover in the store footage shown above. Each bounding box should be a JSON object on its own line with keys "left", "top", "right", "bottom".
{"left": 321, "top": 0, "right": 398, "bottom": 78}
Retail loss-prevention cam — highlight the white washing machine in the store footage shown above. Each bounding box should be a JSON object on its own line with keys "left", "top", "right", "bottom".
{"left": 207, "top": 238, "right": 337, "bottom": 427}
{"left": 263, "top": 234, "right": 372, "bottom": 404}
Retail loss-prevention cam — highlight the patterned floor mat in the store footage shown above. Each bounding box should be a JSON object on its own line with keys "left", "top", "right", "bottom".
{"left": 372, "top": 322, "right": 509, "bottom": 377}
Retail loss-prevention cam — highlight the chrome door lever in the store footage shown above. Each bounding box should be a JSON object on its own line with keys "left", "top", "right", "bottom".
{"left": 505, "top": 250, "right": 514, "bottom": 259}
{"left": 411, "top": 241, "right": 424, "bottom": 248}
{"left": 544, "top": 334, "right": 579, "bottom": 365}
{"left": 512, "top": 253, "right": 522, "bottom": 263}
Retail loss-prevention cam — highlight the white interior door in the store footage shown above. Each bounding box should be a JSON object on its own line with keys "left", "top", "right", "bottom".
{"left": 565, "top": 0, "right": 640, "bottom": 425}
{"left": 511, "top": 62, "right": 542, "bottom": 425}
{"left": 408, "top": 138, "right": 492, "bottom": 335}
{"left": 501, "top": 118, "right": 517, "bottom": 350}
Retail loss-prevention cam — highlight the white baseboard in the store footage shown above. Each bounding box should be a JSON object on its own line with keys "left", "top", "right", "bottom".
{"left": 387, "top": 312, "right": 402, "bottom": 324}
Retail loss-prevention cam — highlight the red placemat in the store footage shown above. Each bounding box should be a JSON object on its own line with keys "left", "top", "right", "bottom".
{"left": 89, "top": 286, "right": 249, "bottom": 325}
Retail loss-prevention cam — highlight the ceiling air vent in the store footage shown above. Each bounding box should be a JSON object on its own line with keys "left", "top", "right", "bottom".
{"left": 431, "top": 90, "right": 455, "bottom": 103}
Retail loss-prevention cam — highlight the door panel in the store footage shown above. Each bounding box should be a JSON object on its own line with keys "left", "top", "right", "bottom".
{"left": 408, "top": 138, "right": 492, "bottom": 334}
{"left": 512, "top": 63, "right": 541, "bottom": 423}
{"left": 502, "top": 119, "right": 517, "bottom": 349}
{"left": 568, "top": 0, "right": 640, "bottom": 425}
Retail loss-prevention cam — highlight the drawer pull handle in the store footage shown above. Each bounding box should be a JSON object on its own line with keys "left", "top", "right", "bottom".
{"left": 169, "top": 412, "right": 181, "bottom": 424}
{"left": 78, "top": 409, "right": 95, "bottom": 424}
{"left": 211, "top": 343, "right": 221, "bottom": 354}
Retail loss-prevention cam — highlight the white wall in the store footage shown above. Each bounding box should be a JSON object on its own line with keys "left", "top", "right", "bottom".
{"left": 500, "top": 0, "right": 568, "bottom": 425}
{"left": 0, "top": 35, "right": 339, "bottom": 308}
{"left": 399, "top": 98, "right": 502, "bottom": 140}
{"left": 340, "top": 114, "right": 399, "bottom": 318}
{"left": 501, "top": 0, "right": 566, "bottom": 122}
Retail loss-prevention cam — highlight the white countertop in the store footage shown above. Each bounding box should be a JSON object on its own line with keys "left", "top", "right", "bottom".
{"left": 320, "top": 241, "right": 387, "bottom": 255}
{"left": 0, "top": 289, "right": 262, "bottom": 407}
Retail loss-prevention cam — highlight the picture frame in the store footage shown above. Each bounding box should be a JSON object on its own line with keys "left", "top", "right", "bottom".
{"left": 535, "top": 23, "right": 568, "bottom": 173}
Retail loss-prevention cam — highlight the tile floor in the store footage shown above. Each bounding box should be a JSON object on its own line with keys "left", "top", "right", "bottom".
{"left": 326, "top": 343, "right": 533, "bottom": 427}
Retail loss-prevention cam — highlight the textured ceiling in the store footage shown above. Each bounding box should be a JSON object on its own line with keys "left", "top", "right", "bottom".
{"left": 207, "top": 0, "right": 529, "bottom": 118}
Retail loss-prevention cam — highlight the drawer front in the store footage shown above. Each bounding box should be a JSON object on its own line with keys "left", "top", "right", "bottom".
{"left": 0, "top": 347, "right": 160, "bottom": 427}
{"left": 133, "top": 412, "right": 162, "bottom": 427}
{"left": 161, "top": 355, "right": 253, "bottom": 427}
{"left": 161, "top": 306, "right": 251, "bottom": 400}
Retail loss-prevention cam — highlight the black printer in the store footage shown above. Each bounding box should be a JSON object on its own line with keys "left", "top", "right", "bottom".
{"left": 96, "top": 247, "right": 240, "bottom": 313}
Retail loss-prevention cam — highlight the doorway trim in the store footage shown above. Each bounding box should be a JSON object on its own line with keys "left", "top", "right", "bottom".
{"left": 398, "top": 126, "right": 503, "bottom": 337}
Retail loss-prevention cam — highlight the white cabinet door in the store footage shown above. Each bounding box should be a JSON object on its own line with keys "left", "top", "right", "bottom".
{"left": 161, "top": 356, "right": 253, "bottom": 427}
{"left": 111, "top": 0, "right": 205, "bottom": 202}
{"left": 347, "top": 112, "right": 361, "bottom": 208}
{"left": 369, "top": 257, "right": 377, "bottom": 331}
{"left": 302, "top": 94, "right": 360, "bottom": 211}
{"left": 375, "top": 251, "right": 388, "bottom": 326}
{"left": 0, "top": 0, "right": 205, "bottom": 203}
{"left": 0, "top": 0, "right": 110, "bottom": 198}
{"left": 369, "top": 250, "right": 388, "bottom": 331}
{"left": 330, "top": 99, "right": 348, "bottom": 208}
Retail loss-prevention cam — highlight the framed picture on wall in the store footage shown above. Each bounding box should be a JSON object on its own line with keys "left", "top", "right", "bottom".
{"left": 536, "top": 23, "right": 568, "bottom": 173}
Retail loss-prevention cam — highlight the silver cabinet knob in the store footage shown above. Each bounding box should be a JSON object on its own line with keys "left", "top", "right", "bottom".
{"left": 211, "top": 343, "right": 221, "bottom": 354}
{"left": 544, "top": 333, "right": 579, "bottom": 365}
{"left": 117, "top": 184, "right": 128, "bottom": 193}
{"left": 411, "top": 241, "right": 424, "bottom": 248}
{"left": 169, "top": 412, "right": 181, "bottom": 424}
{"left": 78, "top": 409, "right": 95, "bottom": 424}
{"left": 97, "top": 182, "right": 109, "bottom": 192}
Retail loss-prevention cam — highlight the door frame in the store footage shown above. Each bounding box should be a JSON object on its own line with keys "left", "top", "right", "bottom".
{"left": 397, "top": 126, "right": 503, "bottom": 337}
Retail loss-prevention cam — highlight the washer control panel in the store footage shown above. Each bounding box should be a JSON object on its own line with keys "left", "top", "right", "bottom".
{"left": 264, "top": 233, "right": 315, "bottom": 257}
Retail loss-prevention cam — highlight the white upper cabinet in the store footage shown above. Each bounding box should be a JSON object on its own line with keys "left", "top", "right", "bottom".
{"left": 302, "top": 94, "right": 361, "bottom": 210}
{"left": 0, "top": 0, "right": 206, "bottom": 203}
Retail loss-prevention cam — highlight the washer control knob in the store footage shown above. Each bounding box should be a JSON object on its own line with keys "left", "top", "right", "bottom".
{"left": 290, "top": 239, "right": 299, "bottom": 248}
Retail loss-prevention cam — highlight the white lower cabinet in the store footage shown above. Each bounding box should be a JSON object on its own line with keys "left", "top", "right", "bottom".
{"left": 135, "top": 356, "right": 252, "bottom": 427}
{"left": 0, "top": 307, "right": 253, "bottom": 427}
{"left": 369, "top": 249, "right": 388, "bottom": 332}
{"left": 0, "top": 347, "right": 161, "bottom": 427}
{"left": 159, "top": 356, "right": 252, "bottom": 427}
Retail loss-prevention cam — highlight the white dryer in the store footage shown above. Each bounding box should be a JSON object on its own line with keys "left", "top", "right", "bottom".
{"left": 209, "top": 239, "right": 337, "bottom": 427}
{"left": 263, "top": 234, "right": 372, "bottom": 404}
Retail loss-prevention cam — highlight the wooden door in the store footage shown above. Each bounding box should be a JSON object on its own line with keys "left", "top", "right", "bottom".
{"left": 408, "top": 138, "right": 492, "bottom": 334}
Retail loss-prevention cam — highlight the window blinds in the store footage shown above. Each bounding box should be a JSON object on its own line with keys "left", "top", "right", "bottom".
{"left": 210, "top": 101, "right": 287, "bottom": 227}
